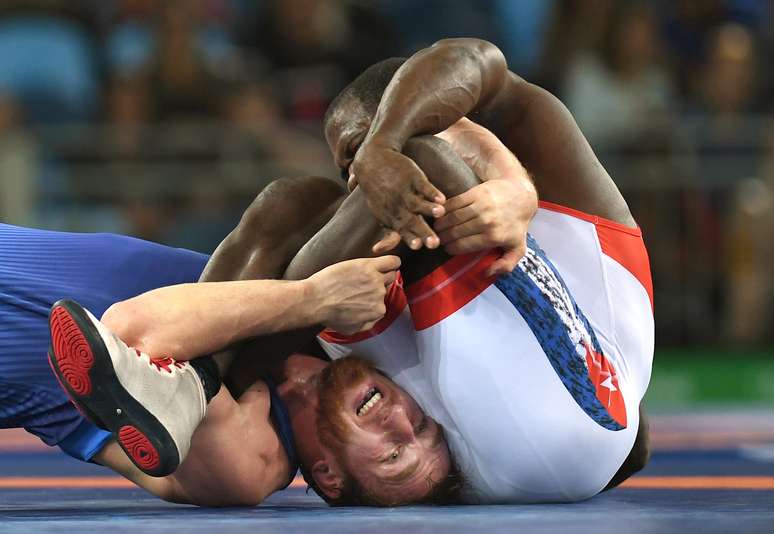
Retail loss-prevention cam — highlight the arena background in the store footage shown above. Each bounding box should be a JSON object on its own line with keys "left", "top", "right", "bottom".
{"left": 1, "top": 0, "right": 772, "bottom": 531}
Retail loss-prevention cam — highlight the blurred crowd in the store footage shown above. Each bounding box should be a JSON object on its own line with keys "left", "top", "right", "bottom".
{"left": 0, "top": 0, "right": 772, "bottom": 346}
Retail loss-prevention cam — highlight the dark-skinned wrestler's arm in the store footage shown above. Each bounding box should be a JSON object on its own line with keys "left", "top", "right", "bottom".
{"left": 351, "top": 37, "right": 635, "bottom": 250}
{"left": 353, "top": 39, "right": 649, "bottom": 484}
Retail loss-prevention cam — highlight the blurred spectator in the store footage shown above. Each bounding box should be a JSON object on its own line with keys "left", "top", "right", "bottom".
{"left": 103, "top": 76, "right": 151, "bottom": 160}
{"left": 724, "top": 131, "right": 774, "bottom": 344}
{"left": 0, "top": 3, "right": 100, "bottom": 122}
{"left": 493, "top": 0, "right": 555, "bottom": 77}
{"left": 690, "top": 24, "right": 761, "bottom": 187}
{"left": 562, "top": 2, "right": 675, "bottom": 150}
{"left": 660, "top": 0, "right": 727, "bottom": 98}
{"left": 0, "top": 93, "right": 38, "bottom": 226}
{"left": 106, "top": 0, "right": 241, "bottom": 121}
{"left": 696, "top": 23, "right": 759, "bottom": 117}
{"left": 145, "top": 0, "right": 228, "bottom": 120}
{"left": 536, "top": 0, "right": 616, "bottom": 93}
{"left": 235, "top": 0, "right": 395, "bottom": 124}
{"left": 219, "top": 79, "right": 334, "bottom": 177}
{"left": 681, "top": 23, "right": 764, "bottom": 344}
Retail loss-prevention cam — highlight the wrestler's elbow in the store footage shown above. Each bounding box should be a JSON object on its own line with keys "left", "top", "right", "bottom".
{"left": 101, "top": 300, "right": 142, "bottom": 345}
{"left": 629, "top": 432, "right": 652, "bottom": 474}
{"left": 193, "top": 487, "right": 267, "bottom": 508}
{"left": 157, "top": 479, "right": 265, "bottom": 507}
{"left": 430, "top": 38, "right": 507, "bottom": 98}
{"left": 233, "top": 177, "right": 315, "bottom": 243}
{"left": 188, "top": 493, "right": 264, "bottom": 508}
{"left": 102, "top": 298, "right": 181, "bottom": 357}
{"left": 431, "top": 38, "right": 504, "bottom": 66}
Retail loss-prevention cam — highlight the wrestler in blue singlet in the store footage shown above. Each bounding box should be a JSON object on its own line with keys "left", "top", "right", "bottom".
{"left": 0, "top": 223, "right": 208, "bottom": 461}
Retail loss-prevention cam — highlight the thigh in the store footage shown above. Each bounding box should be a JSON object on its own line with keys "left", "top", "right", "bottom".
{"left": 200, "top": 176, "right": 347, "bottom": 283}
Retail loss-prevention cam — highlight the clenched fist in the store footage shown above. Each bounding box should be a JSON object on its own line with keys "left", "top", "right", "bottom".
{"left": 307, "top": 255, "right": 401, "bottom": 335}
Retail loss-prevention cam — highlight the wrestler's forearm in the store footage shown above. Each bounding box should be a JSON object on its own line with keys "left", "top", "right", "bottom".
{"left": 366, "top": 37, "right": 592, "bottom": 184}
{"left": 364, "top": 39, "right": 634, "bottom": 226}
{"left": 102, "top": 279, "right": 324, "bottom": 360}
{"left": 365, "top": 38, "right": 507, "bottom": 150}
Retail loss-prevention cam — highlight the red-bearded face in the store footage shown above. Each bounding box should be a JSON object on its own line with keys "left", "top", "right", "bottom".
{"left": 314, "top": 356, "right": 452, "bottom": 506}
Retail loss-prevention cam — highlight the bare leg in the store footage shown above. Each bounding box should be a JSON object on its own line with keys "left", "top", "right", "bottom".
{"left": 284, "top": 135, "right": 481, "bottom": 284}
{"left": 200, "top": 176, "right": 346, "bottom": 284}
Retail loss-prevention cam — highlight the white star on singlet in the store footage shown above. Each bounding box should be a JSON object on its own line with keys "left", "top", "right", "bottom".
{"left": 600, "top": 376, "right": 617, "bottom": 392}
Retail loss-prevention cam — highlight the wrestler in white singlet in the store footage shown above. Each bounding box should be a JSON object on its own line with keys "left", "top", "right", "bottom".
{"left": 319, "top": 202, "right": 654, "bottom": 503}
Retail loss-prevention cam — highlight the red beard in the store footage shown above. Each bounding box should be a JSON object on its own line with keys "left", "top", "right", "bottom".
{"left": 316, "top": 356, "right": 374, "bottom": 449}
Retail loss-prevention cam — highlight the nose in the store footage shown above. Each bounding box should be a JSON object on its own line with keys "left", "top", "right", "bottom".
{"left": 384, "top": 404, "right": 414, "bottom": 441}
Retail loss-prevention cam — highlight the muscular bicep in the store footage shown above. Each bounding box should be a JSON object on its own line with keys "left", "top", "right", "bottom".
{"left": 475, "top": 73, "right": 636, "bottom": 228}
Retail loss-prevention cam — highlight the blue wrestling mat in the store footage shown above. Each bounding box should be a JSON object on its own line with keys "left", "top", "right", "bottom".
{"left": 1, "top": 411, "right": 773, "bottom": 533}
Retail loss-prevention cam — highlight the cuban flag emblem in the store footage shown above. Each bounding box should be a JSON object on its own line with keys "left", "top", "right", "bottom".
{"left": 494, "top": 234, "right": 627, "bottom": 431}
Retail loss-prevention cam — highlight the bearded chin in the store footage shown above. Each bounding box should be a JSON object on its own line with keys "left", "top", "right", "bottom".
{"left": 316, "top": 356, "right": 374, "bottom": 448}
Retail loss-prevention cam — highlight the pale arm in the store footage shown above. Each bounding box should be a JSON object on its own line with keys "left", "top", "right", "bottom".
{"left": 101, "top": 256, "right": 399, "bottom": 361}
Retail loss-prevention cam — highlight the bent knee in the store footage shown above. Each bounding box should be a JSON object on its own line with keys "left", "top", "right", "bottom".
{"left": 237, "top": 176, "right": 345, "bottom": 240}
{"left": 629, "top": 434, "right": 651, "bottom": 473}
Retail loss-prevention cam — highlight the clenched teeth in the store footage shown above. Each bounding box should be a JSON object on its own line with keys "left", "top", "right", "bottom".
{"left": 358, "top": 391, "right": 382, "bottom": 416}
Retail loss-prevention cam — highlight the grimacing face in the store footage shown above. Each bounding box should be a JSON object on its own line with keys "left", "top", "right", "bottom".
{"left": 317, "top": 357, "right": 451, "bottom": 505}
{"left": 324, "top": 104, "right": 371, "bottom": 175}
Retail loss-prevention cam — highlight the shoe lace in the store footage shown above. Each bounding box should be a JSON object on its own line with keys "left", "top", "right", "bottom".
{"left": 134, "top": 349, "right": 186, "bottom": 374}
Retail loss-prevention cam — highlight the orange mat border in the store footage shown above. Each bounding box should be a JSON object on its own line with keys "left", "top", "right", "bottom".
{"left": 620, "top": 476, "right": 774, "bottom": 490}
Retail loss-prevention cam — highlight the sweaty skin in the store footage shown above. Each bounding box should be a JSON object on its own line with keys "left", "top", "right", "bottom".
{"left": 333, "top": 38, "right": 648, "bottom": 487}
{"left": 340, "top": 38, "right": 636, "bottom": 251}
{"left": 94, "top": 134, "right": 496, "bottom": 506}
{"left": 95, "top": 38, "right": 650, "bottom": 502}
{"left": 101, "top": 265, "right": 398, "bottom": 362}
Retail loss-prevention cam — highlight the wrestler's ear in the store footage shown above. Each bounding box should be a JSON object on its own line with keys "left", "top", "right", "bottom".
{"left": 311, "top": 459, "right": 344, "bottom": 500}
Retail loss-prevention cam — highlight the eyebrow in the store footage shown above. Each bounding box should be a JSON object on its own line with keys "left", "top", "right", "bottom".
{"left": 428, "top": 421, "right": 444, "bottom": 449}
{"left": 384, "top": 458, "right": 420, "bottom": 485}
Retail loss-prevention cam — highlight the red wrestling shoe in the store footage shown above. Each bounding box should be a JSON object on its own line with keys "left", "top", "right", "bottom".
{"left": 48, "top": 299, "right": 206, "bottom": 477}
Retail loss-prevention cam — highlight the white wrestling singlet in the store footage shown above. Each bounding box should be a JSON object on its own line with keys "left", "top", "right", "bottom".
{"left": 319, "top": 201, "right": 654, "bottom": 503}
